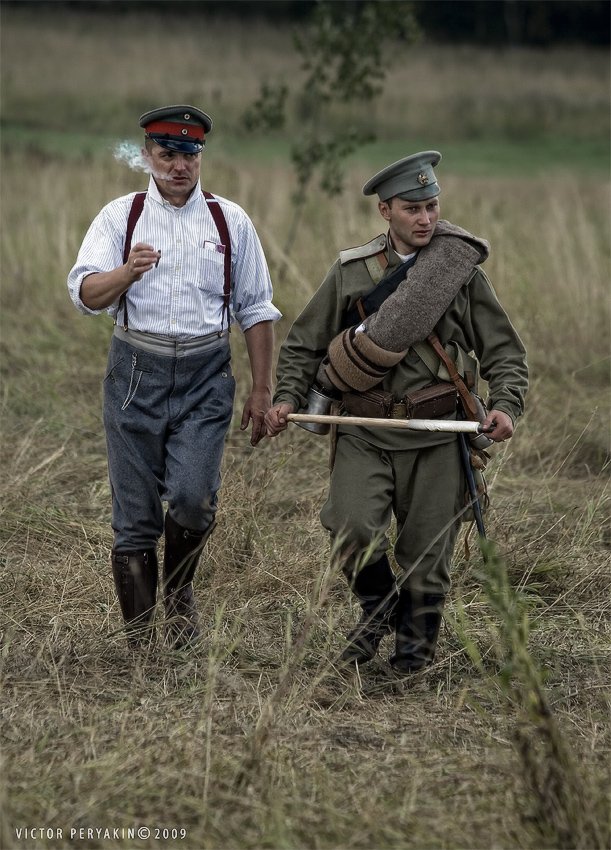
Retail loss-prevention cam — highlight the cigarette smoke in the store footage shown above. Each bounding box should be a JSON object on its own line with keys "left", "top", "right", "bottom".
{"left": 112, "top": 141, "right": 151, "bottom": 173}
{"left": 112, "top": 140, "right": 176, "bottom": 183}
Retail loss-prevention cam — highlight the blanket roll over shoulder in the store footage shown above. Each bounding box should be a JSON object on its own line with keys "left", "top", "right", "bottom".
{"left": 317, "top": 327, "right": 407, "bottom": 393}
{"left": 365, "top": 220, "right": 489, "bottom": 352}
{"left": 319, "top": 220, "right": 489, "bottom": 393}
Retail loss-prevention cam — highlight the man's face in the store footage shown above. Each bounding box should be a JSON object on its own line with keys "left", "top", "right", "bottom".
{"left": 379, "top": 196, "right": 440, "bottom": 254}
{"left": 143, "top": 143, "right": 201, "bottom": 206}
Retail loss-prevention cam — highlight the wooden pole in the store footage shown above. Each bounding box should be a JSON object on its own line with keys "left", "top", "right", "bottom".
{"left": 287, "top": 413, "right": 483, "bottom": 433}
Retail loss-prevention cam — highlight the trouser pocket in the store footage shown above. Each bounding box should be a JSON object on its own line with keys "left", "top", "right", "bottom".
{"left": 104, "top": 347, "right": 154, "bottom": 411}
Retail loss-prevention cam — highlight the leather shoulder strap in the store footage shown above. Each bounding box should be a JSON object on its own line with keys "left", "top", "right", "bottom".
{"left": 119, "top": 190, "right": 233, "bottom": 332}
{"left": 118, "top": 192, "right": 147, "bottom": 329}
{"left": 202, "top": 190, "right": 232, "bottom": 328}
{"left": 411, "top": 340, "right": 450, "bottom": 381}
{"left": 427, "top": 332, "right": 480, "bottom": 420}
{"left": 123, "top": 192, "right": 146, "bottom": 264}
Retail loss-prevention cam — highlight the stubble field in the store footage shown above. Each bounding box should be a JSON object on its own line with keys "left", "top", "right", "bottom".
{"left": 1, "top": 8, "right": 609, "bottom": 850}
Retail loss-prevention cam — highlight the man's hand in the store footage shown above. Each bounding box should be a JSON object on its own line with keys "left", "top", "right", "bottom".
{"left": 242, "top": 321, "right": 274, "bottom": 447}
{"left": 482, "top": 409, "right": 514, "bottom": 442}
{"left": 126, "top": 242, "right": 161, "bottom": 283}
{"left": 264, "top": 402, "right": 295, "bottom": 437}
{"left": 241, "top": 389, "right": 272, "bottom": 446}
{"left": 80, "top": 242, "right": 161, "bottom": 311}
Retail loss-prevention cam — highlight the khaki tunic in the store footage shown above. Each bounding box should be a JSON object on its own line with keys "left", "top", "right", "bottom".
{"left": 273, "top": 233, "right": 528, "bottom": 590}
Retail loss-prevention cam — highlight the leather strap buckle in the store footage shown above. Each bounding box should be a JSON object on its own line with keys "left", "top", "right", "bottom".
{"left": 390, "top": 402, "right": 407, "bottom": 418}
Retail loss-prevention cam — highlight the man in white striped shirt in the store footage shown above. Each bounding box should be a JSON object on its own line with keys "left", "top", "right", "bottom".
{"left": 67, "top": 105, "right": 281, "bottom": 650}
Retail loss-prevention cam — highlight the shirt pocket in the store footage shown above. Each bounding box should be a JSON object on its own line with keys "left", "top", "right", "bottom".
{"left": 196, "top": 241, "right": 227, "bottom": 295}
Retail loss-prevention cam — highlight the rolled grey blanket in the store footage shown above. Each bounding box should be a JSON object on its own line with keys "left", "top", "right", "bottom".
{"left": 320, "top": 220, "right": 489, "bottom": 392}
{"left": 318, "top": 327, "right": 407, "bottom": 393}
{"left": 365, "top": 219, "right": 489, "bottom": 352}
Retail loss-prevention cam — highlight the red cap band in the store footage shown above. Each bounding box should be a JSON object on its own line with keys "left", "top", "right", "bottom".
{"left": 144, "top": 120, "right": 205, "bottom": 140}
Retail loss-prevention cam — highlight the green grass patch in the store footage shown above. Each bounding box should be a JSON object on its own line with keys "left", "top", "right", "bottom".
{"left": 3, "top": 123, "right": 609, "bottom": 178}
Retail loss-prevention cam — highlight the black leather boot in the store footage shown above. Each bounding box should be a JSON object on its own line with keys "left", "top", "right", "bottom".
{"left": 111, "top": 549, "right": 158, "bottom": 647}
{"left": 163, "top": 513, "right": 215, "bottom": 649}
{"left": 341, "top": 554, "right": 399, "bottom": 664}
{"left": 389, "top": 590, "right": 444, "bottom": 674}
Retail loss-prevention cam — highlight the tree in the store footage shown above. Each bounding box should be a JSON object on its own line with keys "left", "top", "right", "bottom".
{"left": 242, "top": 0, "right": 419, "bottom": 271}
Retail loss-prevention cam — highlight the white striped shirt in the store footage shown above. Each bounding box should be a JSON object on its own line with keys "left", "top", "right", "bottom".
{"left": 67, "top": 177, "right": 281, "bottom": 337}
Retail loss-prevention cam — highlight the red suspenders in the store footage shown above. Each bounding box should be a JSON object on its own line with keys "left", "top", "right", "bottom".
{"left": 119, "top": 189, "right": 232, "bottom": 332}
{"left": 119, "top": 193, "right": 146, "bottom": 330}
{"left": 123, "top": 192, "right": 146, "bottom": 265}
{"left": 202, "top": 190, "right": 232, "bottom": 331}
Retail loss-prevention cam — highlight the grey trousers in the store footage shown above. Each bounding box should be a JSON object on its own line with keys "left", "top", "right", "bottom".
{"left": 103, "top": 335, "right": 235, "bottom": 550}
{"left": 320, "top": 435, "right": 464, "bottom": 596}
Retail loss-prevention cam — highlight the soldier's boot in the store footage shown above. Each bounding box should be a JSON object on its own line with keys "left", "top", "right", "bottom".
{"left": 341, "top": 554, "right": 399, "bottom": 664}
{"left": 163, "top": 512, "right": 215, "bottom": 650}
{"left": 111, "top": 549, "right": 158, "bottom": 647}
{"left": 389, "top": 589, "right": 445, "bottom": 674}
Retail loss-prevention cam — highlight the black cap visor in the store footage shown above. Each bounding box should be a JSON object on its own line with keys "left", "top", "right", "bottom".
{"left": 147, "top": 135, "right": 204, "bottom": 154}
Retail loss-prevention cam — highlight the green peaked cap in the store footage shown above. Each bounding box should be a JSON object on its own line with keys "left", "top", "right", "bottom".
{"left": 363, "top": 151, "right": 442, "bottom": 202}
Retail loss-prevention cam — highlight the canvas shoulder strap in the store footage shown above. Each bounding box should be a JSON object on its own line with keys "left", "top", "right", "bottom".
{"left": 411, "top": 339, "right": 448, "bottom": 380}
{"left": 364, "top": 251, "right": 388, "bottom": 285}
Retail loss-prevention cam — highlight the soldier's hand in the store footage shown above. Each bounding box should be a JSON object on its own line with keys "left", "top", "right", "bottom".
{"left": 125, "top": 243, "right": 161, "bottom": 283}
{"left": 264, "top": 403, "right": 295, "bottom": 437}
{"left": 482, "top": 409, "right": 514, "bottom": 442}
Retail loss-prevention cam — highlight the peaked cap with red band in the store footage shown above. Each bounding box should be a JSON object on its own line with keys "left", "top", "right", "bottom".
{"left": 139, "top": 105, "right": 212, "bottom": 154}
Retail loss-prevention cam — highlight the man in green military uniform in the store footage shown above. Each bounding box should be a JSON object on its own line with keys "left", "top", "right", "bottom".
{"left": 265, "top": 152, "right": 528, "bottom": 674}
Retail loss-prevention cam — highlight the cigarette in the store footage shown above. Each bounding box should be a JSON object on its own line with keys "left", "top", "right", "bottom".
{"left": 155, "top": 250, "right": 161, "bottom": 268}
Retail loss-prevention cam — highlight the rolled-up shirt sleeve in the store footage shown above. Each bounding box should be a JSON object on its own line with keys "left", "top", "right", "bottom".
{"left": 68, "top": 186, "right": 281, "bottom": 334}
{"left": 67, "top": 201, "right": 127, "bottom": 316}
{"left": 230, "top": 213, "right": 282, "bottom": 331}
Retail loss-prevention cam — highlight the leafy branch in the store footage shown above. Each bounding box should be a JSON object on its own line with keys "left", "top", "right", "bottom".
{"left": 242, "top": 0, "right": 419, "bottom": 274}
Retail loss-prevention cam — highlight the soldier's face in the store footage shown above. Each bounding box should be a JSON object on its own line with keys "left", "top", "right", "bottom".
{"left": 379, "top": 197, "right": 440, "bottom": 254}
{"left": 144, "top": 143, "right": 202, "bottom": 206}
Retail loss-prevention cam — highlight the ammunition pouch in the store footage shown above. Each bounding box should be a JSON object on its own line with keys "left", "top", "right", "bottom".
{"left": 342, "top": 382, "right": 458, "bottom": 420}
{"left": 404, "top": 382, "right": 458, "bottom": 419}
{"left": 342, "top": 388, "right": 395, "bottom": 418}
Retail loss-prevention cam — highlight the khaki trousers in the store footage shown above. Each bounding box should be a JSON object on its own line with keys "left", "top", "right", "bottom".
{"left": 320, "top": 435, "right": 464, "bottom": 596}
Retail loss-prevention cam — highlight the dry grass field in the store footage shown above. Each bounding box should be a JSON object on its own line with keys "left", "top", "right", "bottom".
{"left": 1, "top": 7, "right": 609, "bottom": 850}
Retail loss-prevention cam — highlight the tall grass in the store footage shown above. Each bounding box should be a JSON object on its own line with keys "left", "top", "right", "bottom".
{"left": 1, "top": 9, "right": 610, "bottom": 850}
{"left": 1, "top": 143, "right": 608, "bottom": 850}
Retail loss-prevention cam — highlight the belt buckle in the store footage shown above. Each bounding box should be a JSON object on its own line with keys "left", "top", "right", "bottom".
{"left": 391, "top": 402, "right": 407, "bottom": 419}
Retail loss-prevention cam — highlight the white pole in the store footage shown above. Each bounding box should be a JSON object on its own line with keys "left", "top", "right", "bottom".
{"left": 287, "top": 413, "right": 483, "bottom": 433}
